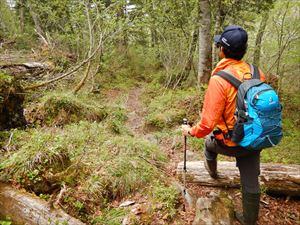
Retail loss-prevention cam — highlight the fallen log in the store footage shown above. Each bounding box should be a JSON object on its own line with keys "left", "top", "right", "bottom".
{"left": 177, "top": 161, "right": 300, "bottom": 196}
{"left": 0, "top": 183, "right": 85, "bottom": 225}
{"left": 0, "top": 62, "right": 51, "bottom": 80}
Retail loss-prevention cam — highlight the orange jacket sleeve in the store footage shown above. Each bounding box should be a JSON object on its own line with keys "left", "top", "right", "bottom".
{"left": 190, "top": 76, "right": 226, "bottom": 138}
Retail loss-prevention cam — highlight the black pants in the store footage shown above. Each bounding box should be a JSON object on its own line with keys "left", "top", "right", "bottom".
{"left": 204, "top": 133, "right": 261, "bottom": 194}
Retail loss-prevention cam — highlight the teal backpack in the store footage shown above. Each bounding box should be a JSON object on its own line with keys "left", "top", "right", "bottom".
{"left": 216, "top": 64, "right": 283, "bottom": 150}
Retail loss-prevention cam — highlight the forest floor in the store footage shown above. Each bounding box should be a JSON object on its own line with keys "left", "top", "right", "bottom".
{"left": 123, "top": 86, "right": 300, "bottom": 225}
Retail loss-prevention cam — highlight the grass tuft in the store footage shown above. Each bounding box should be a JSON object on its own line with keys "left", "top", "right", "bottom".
{"left": 144, "top": 87, "right": 204, "bottom": 130}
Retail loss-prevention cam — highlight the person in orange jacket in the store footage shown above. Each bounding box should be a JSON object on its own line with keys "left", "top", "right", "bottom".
{"left": 182, "top": 25, "right": 265, "bottom": 225}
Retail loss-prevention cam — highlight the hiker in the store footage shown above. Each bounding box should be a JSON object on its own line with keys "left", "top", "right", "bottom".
{"left": 182, "top": 25, "right": 266, "bottom": 225}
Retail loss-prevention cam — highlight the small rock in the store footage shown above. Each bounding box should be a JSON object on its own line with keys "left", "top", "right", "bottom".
{"left": 119, "top": 200, "right": 135, "bottom": 208}
{"left": 131, "top": 206, "right": 143, "bottom": 215}
{"left": 193, "top": 191, "right": 234, "bottom": 225}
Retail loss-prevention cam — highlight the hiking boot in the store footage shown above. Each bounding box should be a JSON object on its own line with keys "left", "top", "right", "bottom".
{"left": 235, "top": 192, "right": 260, "bottom": 225}
{"left": 204, "top": 158, "right": 218, "bottom": 179}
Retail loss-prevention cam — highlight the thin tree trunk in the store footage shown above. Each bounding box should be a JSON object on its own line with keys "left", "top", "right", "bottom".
{"left": 18, "top": 0, "right": 25, "bottom": 33}
{"left": 172, "top": 29, "right": 198, "bottom": 88}
{"left": 198, "top": 0, "right": 212, "bottom": 84}
{"left": 73, "top": 2, "right": 94, "bottom": 94}
{"left": 275, "top": 2, "right": 290, "bottom": 76}
{"left": 185, "top": 30, "right": 198, "bottom": 78}
{"left": 212, "top": 0, "right": 226, "bottom": 67}
{"left": 253, "top": 12, "right": 269, "bottom": 67}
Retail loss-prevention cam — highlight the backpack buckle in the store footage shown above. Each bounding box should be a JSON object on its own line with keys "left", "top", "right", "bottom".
{"left": 224, "top": 130, "right": 233, "bottom": 139}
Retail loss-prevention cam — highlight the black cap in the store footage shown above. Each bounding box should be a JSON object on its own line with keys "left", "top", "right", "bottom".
{"left": 214, "top": 25, "right": 248, "bottom": 52}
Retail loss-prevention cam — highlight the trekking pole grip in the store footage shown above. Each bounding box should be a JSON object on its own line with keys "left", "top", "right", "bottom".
{"left": 183, "top": 118, "right": 188, "bottom": 125}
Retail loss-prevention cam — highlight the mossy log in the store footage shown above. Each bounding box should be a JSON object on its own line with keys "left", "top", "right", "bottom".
{"left": 0, "top": 183, "right": 85, "bottom": 225}
{"left": 0, "top": 62, "right": 50, "bottom": 80}
{"left": 177, "top": 161, "right": 300, "bottom": 196}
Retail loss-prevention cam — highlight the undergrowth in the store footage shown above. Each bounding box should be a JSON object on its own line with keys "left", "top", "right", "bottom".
{"left": 0, "top": 121, "right": 179, "bottom": 223}
{"left": 25, "top": 92, "right": 111, "bottom": 126}
{"left": 261, "top": 89, "right": 300, "bottom": 164}
{"left": 143, "top": 87, "right": 204, "bottom": 130}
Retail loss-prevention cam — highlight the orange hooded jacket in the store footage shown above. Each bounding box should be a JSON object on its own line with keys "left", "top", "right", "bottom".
{"left": 190, "top": 58, "right": 266, "bottom": 147}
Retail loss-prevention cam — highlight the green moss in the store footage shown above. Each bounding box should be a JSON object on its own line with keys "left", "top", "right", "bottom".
{"left": 0, "top": 71, "right": 13, "bottom": 84}
{"left": 0, "top": 219, "right": 12, "bottom": 225}
{"left": 0, "top": 72, "right": 14, "bottom": 105}
{"left": 25, "top": 92, "right": 110, "bottom": 126}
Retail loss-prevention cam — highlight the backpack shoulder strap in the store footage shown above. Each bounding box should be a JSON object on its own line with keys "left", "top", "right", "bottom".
{"left": 249, "top": 64, "right": 260, "bottom": 79}
{"left": 215, "top": 70, "right": 242, "bottom": 89}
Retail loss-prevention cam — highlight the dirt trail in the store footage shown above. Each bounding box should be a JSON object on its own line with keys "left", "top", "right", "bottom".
{"left": 124, "top": 87, "right": 196, "bottom": 224}
{"left": 125, "top": 87, "right": 145, "bottom": 135}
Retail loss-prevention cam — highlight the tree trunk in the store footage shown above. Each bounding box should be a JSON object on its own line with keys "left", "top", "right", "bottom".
{"left": 253, "top": 12, "right": 269, "bottom": 67}
{"left": 177, "top": 161, "right": 300, "bottom": 196}
{"left": 73, "top": 2, "right": 94, "bottom": 94}
{"left": 185, "top": 30, "right": 198, "bottom": 79}
{"left": 18, "top": 0, "right": 25, "bottom": 33}
{"left": 212, "top": 0, "right": 226, "bottom": 67}
{"left": 198, "top": 0, "right": 212, "bottom": 84}
{"left": 0, "top": 183, "right": 85, "bottom": 225}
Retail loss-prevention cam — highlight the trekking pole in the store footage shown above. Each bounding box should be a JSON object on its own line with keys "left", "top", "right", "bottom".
{"left": 182, "top": 118, "right": 188, "bottom": 196}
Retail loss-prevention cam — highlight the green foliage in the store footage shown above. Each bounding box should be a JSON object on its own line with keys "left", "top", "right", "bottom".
{"left": 144, "top": 87, "right": 204, "bottom": 130}
{"left": 188, "top": 136, "right": 205, "bottom": 154}
{"left": 96, "top": 46, "right": 161, "bottom": 91}
{"left": 0, "top": 1, "right": 19, "bottom": 39}
{"left": 39, "top": 193, "right": 50, "bottom": 201}
{"left": 261, "top": 118, "right": 300, "bottom": 164}
{"left": 106, "top": 106, "right": 128, "bottom": 134}
{"left": 260, "top": 88, "right": 300, "bottom": 164}
{"left": 258, "top": 1, "right": 300, "bottom": 86}
{"left": 92, "top": 208, "right": 129, "bottom": 225}
{"left": 0, "top": 220, "right": 12, "bottom": 225}
{"left": 149, "top": 182, "right": 179, "bottom": 218}
{"left": 0, "top": 72, "right": 13, "bottom": 84}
